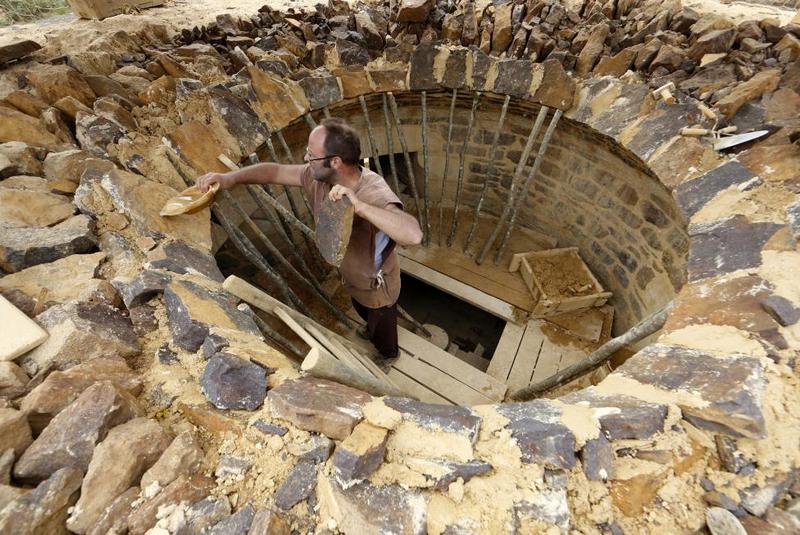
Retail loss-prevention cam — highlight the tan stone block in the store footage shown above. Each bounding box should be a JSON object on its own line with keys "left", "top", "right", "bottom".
{"left": 25, "top": 64, "right": 96, "bottom": 107}
{"left": 716, "top": 68, "right": 781, "bottom": 118}
{"left": 334, "top": 67, "right": 373, "bottom": 98}
{"left": 247, "top": 65, "right": 309, "bottom": 130}
{"left": 3, "top": 91, "right": 48, "bottom": 117}
{"left": 0, "top": 107, "right": 66, "bottom": 151}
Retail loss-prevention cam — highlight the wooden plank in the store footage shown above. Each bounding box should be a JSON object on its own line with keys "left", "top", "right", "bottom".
{"left": 399, "top": 256, "right": 517, "bottom": 321}
{"left": 304, "top": 322, "right": 374, "bottom": 377}
{"left": 486, "top": 321, "right": 526, "bottom": 383}
{"left": 392, "top": 354, "right": 493, "bottom": 406}
{"left": 531, "top": 336, "right": 569, "bottom": 384}
{"left": 544, "top": 308, "right": 606, "bottom": 343}
{"left": 387, "top": 369, "right": 452, "bottom": 405}
{"left": 398, "top": 327, "right": 507, "bottom": 401}
{"left": 506, "top": 321, "right": 546, "bottom": 392}
{"left": 400, "top": 246, "right": 535, "bottom": 311}
{"left": 272, "top": 307, "right": 319, "bottom": 351}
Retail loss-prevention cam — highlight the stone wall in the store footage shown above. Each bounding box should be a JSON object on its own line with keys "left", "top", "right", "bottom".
{"left": 281, "top": 92, "right": 687, "bottom": 331}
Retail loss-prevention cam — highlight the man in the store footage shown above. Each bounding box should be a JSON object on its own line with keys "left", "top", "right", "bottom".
{"left": 197, "top": 118, "right": 422, "bottom": 359}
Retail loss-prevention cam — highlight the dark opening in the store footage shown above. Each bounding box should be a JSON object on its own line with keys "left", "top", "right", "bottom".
{"left": 397, "top": 273, "right": 506, "bottom": 371}
{"left": 369, "top": 152, "right": 422, "bottom": 198}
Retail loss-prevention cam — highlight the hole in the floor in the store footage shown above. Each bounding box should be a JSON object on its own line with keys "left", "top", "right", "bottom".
{"left": 397, "top": 273, "right": 506, "bottom": 372}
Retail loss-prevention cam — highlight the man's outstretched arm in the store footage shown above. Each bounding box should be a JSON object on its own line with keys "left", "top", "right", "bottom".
{"left": 196, "top": 162, "right": 306, "bottom": 192}
{"left": 329, "top": 184, "right": 422, "bottom": 247}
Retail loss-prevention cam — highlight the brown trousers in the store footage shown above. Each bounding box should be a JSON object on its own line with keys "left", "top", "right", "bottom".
{"left": 351, "top": 298, "right": 399, "bottom": 358}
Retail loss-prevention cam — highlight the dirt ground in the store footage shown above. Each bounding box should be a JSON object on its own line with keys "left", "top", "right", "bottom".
{"left": 1, "top": 0, "right": 795, "bottom": 50}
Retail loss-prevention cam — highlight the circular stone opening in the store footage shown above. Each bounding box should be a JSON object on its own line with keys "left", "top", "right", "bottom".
{"left": 214, "top": 90, "right": 688, "bottom": 403}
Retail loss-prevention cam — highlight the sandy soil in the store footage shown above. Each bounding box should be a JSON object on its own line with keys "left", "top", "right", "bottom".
{"left": 1, "top": 0, "right": 795, "bottom": 50}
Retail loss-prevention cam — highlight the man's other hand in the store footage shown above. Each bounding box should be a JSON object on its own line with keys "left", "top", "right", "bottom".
{"left": 328, "top": 184, "right": 360, "bottom": 210}
{"left": 196, "top": 172, "right": 236, "bottom": 192}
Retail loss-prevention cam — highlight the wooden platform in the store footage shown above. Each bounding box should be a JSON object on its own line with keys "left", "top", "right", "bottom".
{"left": 389, "top": 327, "right": 508, "bottom": 406}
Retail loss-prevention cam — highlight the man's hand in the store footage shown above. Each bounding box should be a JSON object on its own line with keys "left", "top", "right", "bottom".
{"left": 196, "top": 172, "right": 237, "bottom": 193}
{"left": 328, "top": 184, "right": 362, "bottom": 213}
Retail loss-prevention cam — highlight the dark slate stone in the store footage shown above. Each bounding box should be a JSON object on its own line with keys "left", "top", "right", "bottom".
{"left": 175, "top": 78, "right": 203, "bottom": 98}
{"left": 703, "top": 491, "right": 747, "bottom": 517}
{"left": 112, "top": 270, "right": 171, "bottom": 308}
{"left": 333, "top": 427, "right": 388, "bottom": 486}
{"left": 787, "top": 200, "right": 800, "bottom": 240}
{"left": 201, "top": 353, "right": 268, "bottom": 411}
{"left": 202, "top": 333, "right": 229, "bottom": 360}
{"left": 298, "top": 73, "right": 342, "bottom": 110}
{"left": 74, "top": 302, "right": 140, "bottom": 349}
{"left": 761, "top": 296, "right": 800, "bottom": 327}
{"left": 543, "top": 469, "right": 568, "bottom": 490}
{"left": 687, "top": 216, "right": 783, "bottom": 282}
{"left": 441, "top": 47, "right": 469, "bottom": 89}
{"left": 581, "top": 434, "right": 615, "bottom": 481}
{"left": 422, "top": 459, "right": 492, "bottom": 491}
{"left": 495, "top": 401, "right": 576, "bottom": 469}
{"left": 297, "top": 434, "right": 334, "bottom": 464}
{"left": 215, "top": 455, "right": 252, "bottom": 479}
{"left": 163, "top": 280, "right": 259, "bottom": 352}
{"left": 335, "top": 38, "right": 369, "bottom": 66}
{"left": 252, "top": 420, "right": 288, "bottom": 437}
{"left": 206, "top": 504, "right": 255, "bottom": 535}
{"left": 570, "top": 77, "right": 616, "bottom": 124}
{"left": 560, "top": 387, "right": 669, "bottom": 440}
{"left": 493, "top": 59, "right": 532, "bottom": 98}
{"left": 514, "top": 489, "right": 570, "bottom": 530}
{"left": 147, "top": 240, "right": 224, "bottom": 282}
{"left": 615, "top": 344, "right": 767, "bottom": 439}
{"left": 383, "top": 397, "right": 480, "bottom": 441}
{"left": 715, "top": 435, "right": 749, "bottom": 474}
{"left": 254, "top": 59, "right": 290, "bottom": 78}
{"left": 0, "top": 467, "right": 82, "bottom": 534}
{"left": 625, "top": 102, "right": 700, "bottom": 161}
{"left": 591, "top": 84, "right": 650, "bottom": 138}
{"left": 208, "top": 87, "right": 268, "bottom": 156}
{"left": 676, "top": 161, "right": 757, "bottom": 219}
{"left": 471, "top": 47, "right": 494, "bottom": 90}
{"left": 76, "top": 113, "right": 126, "bottom": 156}
{"left": 183, "top": 497, "right": 232, "bottom": 533}
{"left": 409, "top": 42, "right": 440, "bottom": 91}
{"left": 275, "top": 462, "right": 317, "bottom": 510}
{"left": 0, "top": 215, "right": 97, "bottom": 272}
{"left": 0, "top": 39, "right": 41, "bottom": 64}
{"left": 739, "top": 472, "right": 796, "bottom": 516}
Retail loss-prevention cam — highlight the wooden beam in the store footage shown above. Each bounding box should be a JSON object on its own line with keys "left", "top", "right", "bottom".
{"left": 486, "top": 321, "right": 526, "bottom": 383}
{"left": 302, "top": 347, "right": 400, "bottom": 397}
{"left": 387, "top": 368, "right": 452, "bottom": 405}
{"left": 399, "top": 256, "right": 517, "bottom": 322}
{"left": 391, "top": 354, "right": 492, "bottom": 406}
{"left": 398, "top": 327, "right": 507, "bottom": 402}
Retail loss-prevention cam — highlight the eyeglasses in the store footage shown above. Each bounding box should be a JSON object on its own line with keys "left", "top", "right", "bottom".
{"left": 305, "top": 147, "right": 338, "bottom": 162}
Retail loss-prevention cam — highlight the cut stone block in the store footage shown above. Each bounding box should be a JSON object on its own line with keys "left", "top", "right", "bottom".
{"left": 75, "top": 112, "right": 126, "bottom": 156}
{"left": 0, "top": 107, "right": 66, "bottom": 151}
{"left": 318, "top": 475, "right": 427, "bottom": 535}
{"left": 615, "top": 344, "right": 766, "bottom": 438}
{"left": 383, "top": 397, "right": 481, "bottom": 441}
{"left": 675, "top": 160, "right": 756, "bottom": 218}
{"left": 85, "top": 486, "right": 139, "bottom": 535}
{"left": 493, "top": 59, "right": 533, "bottom": 98}
{"left": 0, "top": 295, "right": 47, "bottom": 362}
{"left": 0, "top": 252, "right": 115, "bottom": 316}
{"left": 180, "top": 497, "right": 231, "bottom": 534}
{"left": 405, "top": 458, "right": 492, "bottom": 490}
{"left": 269, "top": 377, "right": 372, "bottom": 440}
{"left": 408, "top": 42, "right": 439, "bottom": 91}
{"left": 0, "top": 39, "right": 41, "bottom": 64}
{"left": 66, "top": 418, "right": 170, "bottom": 534}
{"left": 298, "top": 72, "right": 342, "bottom": 111}
{"left": 315, "top": 196, "right": 353, "bottom": 267}
{"left": 332, "top": 421, "right": 388, "bottom": 486}
{"left": 496, "top": 401, "right": 577, "bottom": 469}
{"left": 0, "top": 142, "right": 45, "bottom": 178}
{"left": 0, "top": 467, "right": 83, "bottom": 535}
{"left": 0, "top": 187, "right": 75, "bottom": 228}
{"left": 0, "top": 408, "right": 33, "bottom": 457}
{"left": 140, "top": 430, "right": 203, "bottom": 490}
{"left": 21, "top": 355, "right": 141, "bottom": 434}
{"left": 111, "top": 269, "right": 171, "bottom": 308}
{"left": 581, "top": 434, "right": 615, "bottom": 481}
{"left": 215, "top": 455, "right": 251, "bottom": 480}
{"left": 274, "top": 462, "right": 317, "bottom": 510}
{"left": 559, "top": 388, "right": 668, "bottom": 440}
{"left": 514, "top": 489, "right": 570, "bottom": 531}
{"left": 14, "top": 381, "right": 142, "bottom": 482}
{"left": 0, "top": 361, "right": 29, "bottom": 399}
{"left": 688, "top": 216, "right": 783, "bottom": 282}
{"left": 163, "top": 279, "right": 260, "bottom": 352}
{"left": 146, "top": 239, "right": 223, "bottom": 281}
{"left": 18, "top": 302, "right": 139, "bottom": 377}
{"left": 201, "top": 352, "right": 268, "bottom": 411}
{"left": 205, "top": 504, "right": 255, "bottom": 535}
{"left": 126, "top": 475, "right": 214, "bottom": 535}
{"left": 0, "top": 215, "right": 97, "bottom": 272}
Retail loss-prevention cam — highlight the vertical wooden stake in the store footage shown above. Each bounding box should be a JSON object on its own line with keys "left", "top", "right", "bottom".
{"left": 381, "top": 93, "right": 401, "bottom": 194}
{"left": 359, "top": 95, "right": 385, "bottom": 178}
{"left": 438, "top": 89, "right": 457, "bottom": 246}
{"left": 447, "top": 91, "right": 481, "bottom": 247}
{"left": 421, "top": 90, "right": 431, "bottom": 246}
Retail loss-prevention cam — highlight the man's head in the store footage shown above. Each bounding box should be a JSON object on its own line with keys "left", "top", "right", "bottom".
{"left": 305, "top": 117, "right": 361, "bottom": 183}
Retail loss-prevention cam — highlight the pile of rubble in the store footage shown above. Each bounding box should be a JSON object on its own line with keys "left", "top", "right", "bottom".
{"left": 0, "top": 0, "right": 799, "bottom": 533}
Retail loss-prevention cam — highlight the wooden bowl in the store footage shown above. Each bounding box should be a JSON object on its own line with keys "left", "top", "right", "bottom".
{"left": 160, "top": 182, "right": 219, "bottom": 217}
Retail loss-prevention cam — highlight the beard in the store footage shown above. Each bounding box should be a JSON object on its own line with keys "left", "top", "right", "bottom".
{"left": 311, "top": 164, "right": 336, "bottom": 184}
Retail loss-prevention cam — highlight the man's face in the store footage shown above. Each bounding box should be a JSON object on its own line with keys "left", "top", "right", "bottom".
{"left": 305, "top": 126, "right": 336, "bottom": 184}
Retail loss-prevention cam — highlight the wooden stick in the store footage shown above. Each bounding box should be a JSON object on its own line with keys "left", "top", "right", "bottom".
{"left": 381, "top": 93, "right": 401, "bottom": 194}
{"left": 302, "top": 347, "right": 403, "bottom": 396}
{"left": 388, "top": 92, "right": 422, "bottom": 223}
{"left": 476, "top": 106, "right": 549, "bottom": 265}
{"left": 322, "top": 106, "right": 332, "bottom": 119}
{"left": 252, "top": 313, "right": 305, "bottom": 359}
{"left": 303, "top": 322, "right": 374, "bottom": 377}
{"left": 397, "top": 304, "right": 432, "bottom": 338}
{"left": 265, "top": 135, "right": 314, "bottom": 231}
{"left": 421, "top": 90, "right": 431, "bottom": 246}
{"left": 510, "top": 302, "right": 674, "bottom": 401}
{"left": 464, "top": 94, "right": 510, "bottom": 253}
{"left": 359, "top": 95, "right": 384, "bottom": 178}
{"left": 276, "top": 129, "right": 315, "bottom": 220}
{"left": 447, "top": 91, "right": 481, "bottom": 247}
{"left": 304, "top": 112, "right": 317, "bottom": 129}
{"left": 438, "top": 89, "right": 457, "bottom": 246}
{"left": 494, "top": 109, "right": 562, "bottom": 264}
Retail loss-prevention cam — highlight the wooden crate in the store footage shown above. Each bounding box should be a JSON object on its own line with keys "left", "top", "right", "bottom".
{"left": 67, "top": 0, "right": 163, "bottom": 19}
{"left": 510, "top": 247, "right": 612, "bottom": 318}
